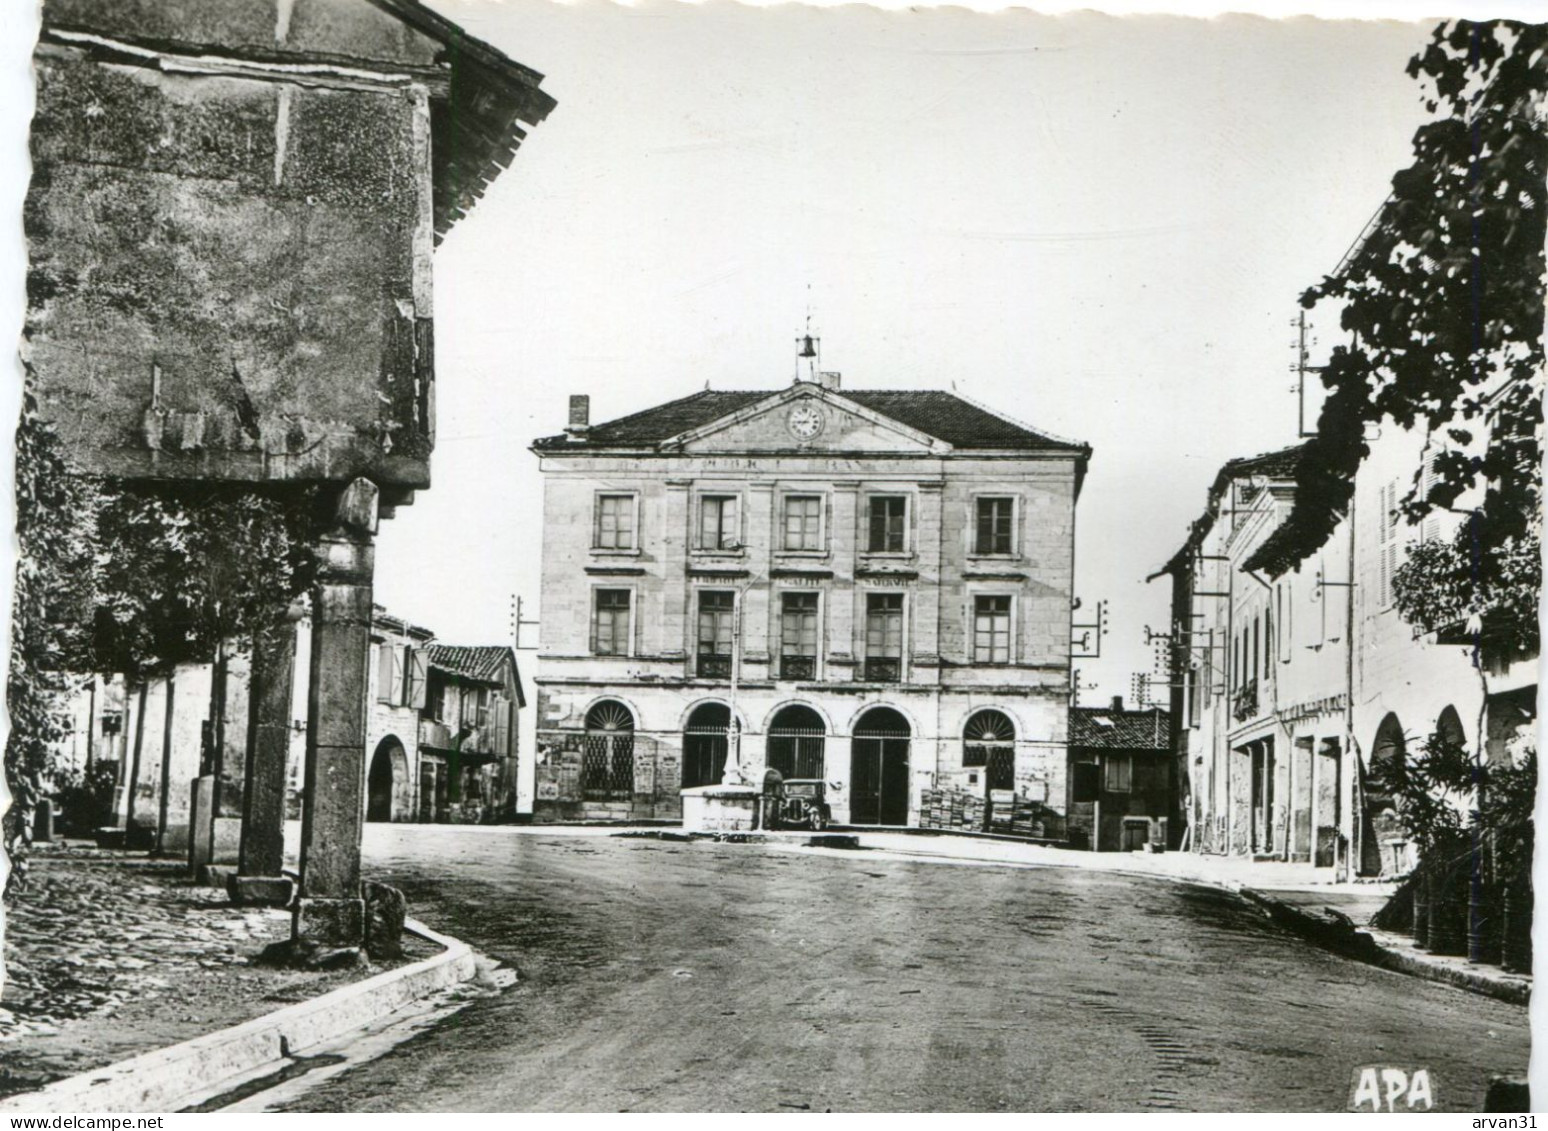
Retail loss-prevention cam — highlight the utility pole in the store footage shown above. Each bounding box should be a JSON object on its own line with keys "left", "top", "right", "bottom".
{"left": 511, "top": 594, "right": 541, "bottom": 651}
{"left": 1290, "top": 310, "right": 1323, "bottom": 439}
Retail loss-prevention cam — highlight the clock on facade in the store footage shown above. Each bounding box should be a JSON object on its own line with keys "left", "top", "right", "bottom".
{"left": 787, "top": 403, "right": 824, "bottom": 440}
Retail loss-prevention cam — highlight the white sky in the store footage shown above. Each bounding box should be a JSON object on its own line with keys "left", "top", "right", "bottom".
{"left": 373, "top": 1, "right": 1438, "bottom": 702}
{"left": 0, "top": 1, "right": 1528, "bottom": 705}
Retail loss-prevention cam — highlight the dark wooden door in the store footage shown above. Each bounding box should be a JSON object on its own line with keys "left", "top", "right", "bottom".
{"left": 850, "top": 736, "right": 910, "bottom": 825}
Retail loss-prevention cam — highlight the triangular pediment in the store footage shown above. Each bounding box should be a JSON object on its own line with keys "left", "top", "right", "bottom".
{"left": 665, "top": 385, "right": 951, "bottom": 455}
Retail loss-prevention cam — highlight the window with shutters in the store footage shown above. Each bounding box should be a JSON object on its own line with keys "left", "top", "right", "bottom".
{"left": 698, "top": 495, "right": 741, "bottom": 551}
{"left": 779, "top": 591, "right": 819, "bottom": 680}
{"left": 376, "top": 643, "right": 397, "bottom": 705}
{"left": 782, "top": 495, "right": 824, "bottom": 552}
{"left": 1104, "top": 754, "right": 1133, "bottom": 793}
{"left": 403, "top": 648, "right": 427, "bottom": 709}
{"left": 973, "top": 595, "right": 1012, "bottom": 664}
{"left": 864, "top": 593, "right": 903, "bottom": 682}
{"left": 492, "top": 696, "right": 511, "bottom": 755}
{"left": 594, "top": 493, "right": 637, "bottom": 550}
{"left": 593, "top": 589, "right": 632, "bottom": 655}
{"left": 867, "top": 496, "right": 908, "bottom": 553}
{"left": 1418, "top": 450, "right": 1445, "bottom": 544}
{"left": 974, "top": 497, "right": 1015, "bottom": 555}
{"left": 697, "top": 591, "right": 735, "bottom": 678}
{"left": 1377, "top": 478, "right": 1400, "bottom": 608}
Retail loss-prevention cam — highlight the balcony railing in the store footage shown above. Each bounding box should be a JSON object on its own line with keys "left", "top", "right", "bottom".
{"left": 697, "top": 654, "right": 732, "bottom": 679}
{"left": 1232, "top": 679, "right": 1259, "bottom": 724}
{"left": 863, "top": 657, "right": 901, "bottom": 683}
{"left": 780, "top": 655, "right": 816, "bottom": 681}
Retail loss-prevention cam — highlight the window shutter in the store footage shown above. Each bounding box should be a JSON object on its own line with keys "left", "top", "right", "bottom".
{"left": 389, "top": 646, "right": 405, "bottom": 706}
{"left": 1420, "top": 454, "right": 1441, "bottom": 542}
{"left": 376, "top": 644, "right": 395, "bottom": 705}
{"left": 407, "top": 648, "right": 429, "bottom": 709}
{"left": 493, "top": 696, "right": 511, "bottom": 755}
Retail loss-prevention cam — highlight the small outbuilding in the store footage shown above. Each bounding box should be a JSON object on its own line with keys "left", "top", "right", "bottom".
{"left": 1067, "top": 699, "right": 1171, "bottom": 852}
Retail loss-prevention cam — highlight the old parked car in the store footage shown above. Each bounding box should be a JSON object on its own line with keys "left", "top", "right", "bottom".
{"left": 772, "top": 779, "right": 832, "bottom": 831}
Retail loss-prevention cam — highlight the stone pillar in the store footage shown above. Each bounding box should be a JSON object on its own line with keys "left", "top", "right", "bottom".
{"left": 188, "top": 773, "right": 216, "bottom": 875}
{"left": 233, "top": 613, "right": 299, "bottom": 906}
{"left": 295, "top": 479, "right": 378, "bottom": 947}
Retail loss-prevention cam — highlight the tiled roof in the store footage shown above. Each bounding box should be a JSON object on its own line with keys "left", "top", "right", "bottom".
{"left": 372, "top": 604, "right": 435, "bottom": 642}
{"left": 1068, "top": 706, "right": 1170, "bottom": 752}
{"left": 425, "top": 645, "right": 516, "bottom": 685}
{"left": 1151, "top": 442, "right": 1308, "bottom": 578}
{"left": 532, "top": 388, "right": 1088, "bottom": 453}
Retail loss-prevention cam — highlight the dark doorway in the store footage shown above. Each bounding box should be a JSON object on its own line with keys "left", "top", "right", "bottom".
{"left": 1250, "top": 739, "right": 1275, "bottom": 855}
{"left": 583, "top": 700, "right": 635, "bottom": 801}
{"left": 1361, "top": 713, "right": 1406, "bottom": 877}
{"left": 682, "top": 703, "right": 730, "bottom": 790}
{"left": 965, "top": 709, "right": 1015, "bottom": 830}
{"left": 367, "top": 737, "right": 405, "bottom": 822}
{"left": 851, "top": 707, "right": 911, "bottom": 825}
{"left": 767, "top": 704, "right": 826, "bottom": 780}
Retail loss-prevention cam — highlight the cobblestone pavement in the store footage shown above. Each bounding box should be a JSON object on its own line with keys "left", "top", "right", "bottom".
{"left": 1, "top": 844, "right": 372, "bottom": 1099}
{"left": 276, "top": 825, "right": 1530, "bottom": 1113}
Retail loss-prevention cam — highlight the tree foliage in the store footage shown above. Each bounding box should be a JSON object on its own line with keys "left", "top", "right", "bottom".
{"left": 90, "top": 483, "right": 319, "bottom": 681}
{"left": 5, "top": 401, "right": 98, "bottom": 897}
{"left": 1247, "top": 21, "right": 1546, "bottom": 659}
{"left": 5, "top": 404, "right": 319, "bottom": 900}
{"left": 1369, "top": 729, "right": 1476, "bottom": 859}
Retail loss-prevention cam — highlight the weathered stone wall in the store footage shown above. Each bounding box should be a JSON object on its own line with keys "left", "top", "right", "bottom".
{"left": 25, "top": 20, "right": 436, "bottom": 486}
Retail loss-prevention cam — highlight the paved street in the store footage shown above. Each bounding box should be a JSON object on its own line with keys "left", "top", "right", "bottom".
{"left": 279, "top": 826, "right": 1528, "bottom": 1113}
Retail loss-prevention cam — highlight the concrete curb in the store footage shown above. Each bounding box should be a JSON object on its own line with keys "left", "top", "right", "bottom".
{"left": 1229, "top": 889, "right": 1529, "bottom": 1007}
{"left": 0, "top": 917, "right": 477, "bottom": 1114}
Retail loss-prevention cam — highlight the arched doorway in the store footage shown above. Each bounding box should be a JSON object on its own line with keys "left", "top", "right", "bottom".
{"left": 367, "top": 736, "right": 408, "bottom": 823}
{"left": 1361, "top": 713, "right": 1407, "bottom": 877}
{"left": 583, "top": 700, "right": 635, "bottom": 801}
{"left": 851, "top": 707, "right": 911, "bottom": 826}
{"left": 767, "top": 704, "right": 825, "bottom": 780}
{"left": 1436, "top": 705, "right": 1466, "bottom": 752}
{"left": 682, "top": 703, "right": 730, "bottom": 790}
{"left": 964, "top": 709, "right": 1016, "bottom": 791}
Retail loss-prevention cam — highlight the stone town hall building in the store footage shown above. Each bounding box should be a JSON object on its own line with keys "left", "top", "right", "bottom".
{"left": 529, "top": 368, "right": 1090, "bottom": 828}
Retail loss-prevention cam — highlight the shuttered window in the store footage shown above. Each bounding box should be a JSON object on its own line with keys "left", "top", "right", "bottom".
{"left": 595, "top": 494, "right": 637, "bottom": 550}
{"left": 973, "top": 595, "right": 1012, "bottom": 664}
{"left": 782, "top": 496, "right": 823, "bottom": 551}
{"left": 868, "top": 496, "right": 907, "bottom": 553}
{"left": 699, "top": 496, "right": 740, "bottom": 551}
{"left": 593, "top": 589, "right": 632, "bottom": 655}
{"left": 975, "top": 497, "right": 1015, "bottom": 555}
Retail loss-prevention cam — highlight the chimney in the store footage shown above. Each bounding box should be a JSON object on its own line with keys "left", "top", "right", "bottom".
{"left": 1111, "top": 695, "right": 1124, "bottom": 713}
{"left": 817, "top": 371, "right": 842, "bottom": 391}
{"left": 566, "top": 394, "right": 590, "bottom": 439}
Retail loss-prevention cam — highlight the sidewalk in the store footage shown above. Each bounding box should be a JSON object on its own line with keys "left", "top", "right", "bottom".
{"left": 0, "top": 841, "right": 436, "bottom": 1101}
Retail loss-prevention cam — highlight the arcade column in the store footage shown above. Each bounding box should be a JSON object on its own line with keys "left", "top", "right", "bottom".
{"left": 294, "top": 478, "right": 378, "bottom": 946}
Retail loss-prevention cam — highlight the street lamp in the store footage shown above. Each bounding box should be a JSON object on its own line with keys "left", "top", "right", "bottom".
{"left": 718, "top": 542, "right": 756, "bottom": 788}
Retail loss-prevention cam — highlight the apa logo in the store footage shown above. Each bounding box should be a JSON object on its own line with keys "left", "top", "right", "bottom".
{"left": 1349, "top": 1065, "right": 1435, "bottom": 1112}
